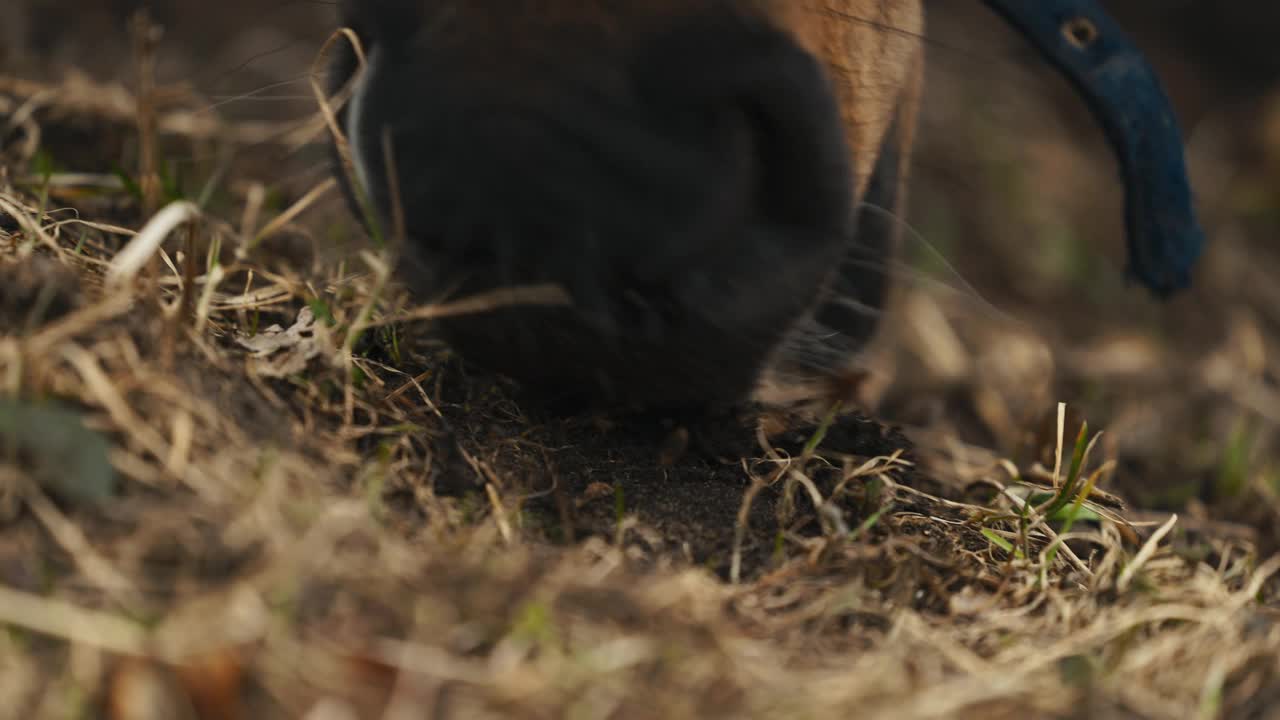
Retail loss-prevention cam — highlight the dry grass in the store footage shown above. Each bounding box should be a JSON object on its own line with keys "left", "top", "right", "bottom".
{"left": 2, "top": 19, "right": 1280, "bottom": 720}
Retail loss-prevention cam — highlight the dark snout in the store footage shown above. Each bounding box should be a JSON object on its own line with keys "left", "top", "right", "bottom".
{"left": 334, "top": 10, "right": 854, "bottom": 409}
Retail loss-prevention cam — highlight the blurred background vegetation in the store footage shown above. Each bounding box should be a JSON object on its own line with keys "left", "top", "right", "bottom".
{"left": 3, "top": 0, "right": 1278, "bottom": 534}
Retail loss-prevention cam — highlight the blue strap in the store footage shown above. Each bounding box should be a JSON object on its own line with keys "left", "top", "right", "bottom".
{"left": 981, "top": 0, "right": 1205, "bottom": 296}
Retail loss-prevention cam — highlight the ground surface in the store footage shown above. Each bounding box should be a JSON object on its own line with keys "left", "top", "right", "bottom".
{"left": 1, "top": 3, "right": 1279, "bottom": 719}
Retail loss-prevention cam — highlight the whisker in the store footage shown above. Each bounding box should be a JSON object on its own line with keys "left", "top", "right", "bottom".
{"left": 822, "top": 10, "right": 1028, "bottom": 69}
{"left": 189, "top": 0, "right": 340, "bottom": 83}
{"left": 201, "top": 75, "right": 314, "bottom": 112}
{"left": 772, "top": 198, "right": 1031, "bottom": 381}
{"left": 204, "top": 38, "right": 306, "bottom": 89}
{"left": 848, "top": 202, "right": 1025, "bottom": 331}
{"left": 208, "top": 96, "right": 319, "bottom": 102}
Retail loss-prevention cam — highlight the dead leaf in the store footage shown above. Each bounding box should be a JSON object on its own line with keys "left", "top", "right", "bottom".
{"left": 235, "top": 306, "right": 325, "bottom": 378}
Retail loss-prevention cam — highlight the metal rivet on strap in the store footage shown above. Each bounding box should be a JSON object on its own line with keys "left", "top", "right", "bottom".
{"left": 1062, "top": 17, "right": 1099, "bottom": 49}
